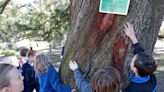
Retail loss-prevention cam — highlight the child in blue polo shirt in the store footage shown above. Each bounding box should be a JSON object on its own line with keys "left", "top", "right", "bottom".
{"left": 123, "top": 22, "right": 157, "bottom": 92}
{"left": 34, "top": 54, "right": 75, "bottom": 92}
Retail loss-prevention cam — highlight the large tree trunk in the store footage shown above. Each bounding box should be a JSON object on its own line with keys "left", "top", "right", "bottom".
{"left": 59, "top": 0, "right": 164, "bottom": 89}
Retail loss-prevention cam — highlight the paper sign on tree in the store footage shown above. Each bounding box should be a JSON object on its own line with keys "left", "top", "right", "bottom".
{"left": 99, "top": 0, "right": 130, "bottom": 15}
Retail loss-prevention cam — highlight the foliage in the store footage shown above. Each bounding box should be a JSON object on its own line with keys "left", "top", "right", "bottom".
{"left": 1, "top": 49, "right": 16, "bottom": 56}
{"left": 0, "top": 0, "right": 11, "bottom": 14}
{"left": 0, "top": 0, "right": 70, "bottom": 44}
{"left": 0, "top": 45, "right": 2, "bottom": 49}
{"left": 0, "top": 43, "right": 16, "bottom": 56}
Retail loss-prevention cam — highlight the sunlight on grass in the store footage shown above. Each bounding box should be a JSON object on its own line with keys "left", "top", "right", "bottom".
{"left": 157, "top": 66, "right": 164, "bottom": 71}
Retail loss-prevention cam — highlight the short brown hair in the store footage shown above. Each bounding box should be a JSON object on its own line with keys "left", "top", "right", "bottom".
{"left": 20, "top": 48, "right": 29, "bottom": 57}
{"left": 0, "top": 64, "right": 14, "bottom": 90}
{"left": 134, "top": 52, "right": 157, "bottom": 77}
{"left": 92, "top": 67, "right": 120, "bottom": 92}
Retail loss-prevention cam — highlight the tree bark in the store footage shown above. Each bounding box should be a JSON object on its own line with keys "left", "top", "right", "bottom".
{"left": 59, "top": 0, "right": 164, "bottom": 89}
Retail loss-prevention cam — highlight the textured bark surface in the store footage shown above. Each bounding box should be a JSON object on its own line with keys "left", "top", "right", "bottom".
{"left": 59, "top": 0, "right": 164, "bottom": 89}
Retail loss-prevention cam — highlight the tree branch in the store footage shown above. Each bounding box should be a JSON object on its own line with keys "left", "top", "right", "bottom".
{"left": 0, "top": 0, "right": 11, "bottom": 14}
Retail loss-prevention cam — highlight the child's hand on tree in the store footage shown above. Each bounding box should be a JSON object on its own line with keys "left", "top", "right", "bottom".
{"left": 69, "top": 60, "right": 78, "bottom": 71}
{"left": 124, "top": 22, "right": 138, "bottom": 44}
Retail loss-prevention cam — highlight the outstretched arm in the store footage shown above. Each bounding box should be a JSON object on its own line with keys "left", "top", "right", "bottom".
{"left": 124, "top": 22, "right": 138, "bottom": 44}
{"left": 69, "top": 61, "right": 91, "bottom": 92}
{"left": 124, "top": 22, "right": 144, "bottom": 54}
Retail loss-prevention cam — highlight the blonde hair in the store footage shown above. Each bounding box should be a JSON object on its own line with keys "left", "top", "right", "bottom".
{"left": 34, "top": 54, "right": 52, "bottom": 75}
{"left": 0, "top": 64, "right": 14, "bottom": 90}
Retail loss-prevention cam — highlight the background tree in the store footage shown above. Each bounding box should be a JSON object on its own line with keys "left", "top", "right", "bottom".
{"left": 60, "top": 0, "right": 164, "bottom": 89}
{"left": 0, "top": 0, "right": 69, "bottom": 44}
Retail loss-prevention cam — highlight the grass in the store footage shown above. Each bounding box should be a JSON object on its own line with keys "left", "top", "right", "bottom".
{"left": 0, "top": 49, "right": 16, "bottom": 56}
{"left": 155, "top": 58, "right": 164, "bottom": 92}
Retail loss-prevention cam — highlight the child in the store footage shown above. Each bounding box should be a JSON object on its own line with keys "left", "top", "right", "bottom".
{"left": 34, "top": 54, "right": 75, "bottom": 92}
{"left": 17, "top": 48, "right": 29, "bottom": 73}
{"left": 0, "top": 63, "right": 24, "bottom": 92}
{"left": 22, "top": 49, "right": 39, "bottom": 92}
{"left": 69, "top": 61, "right": 120, "bottom": 92}
{"left": 60, "top": 33, "right": 67, "bottom": 60}
{"left": 19, "top": 48, "right": 29, "bottom": 66}
{"left": 123, "top": 23, "right": 157, "bottom": 92}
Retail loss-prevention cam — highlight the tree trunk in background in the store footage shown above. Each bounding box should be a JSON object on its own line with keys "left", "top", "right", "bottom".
{"left": 60, "top": 0, "right": 164, "bottom": 89}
